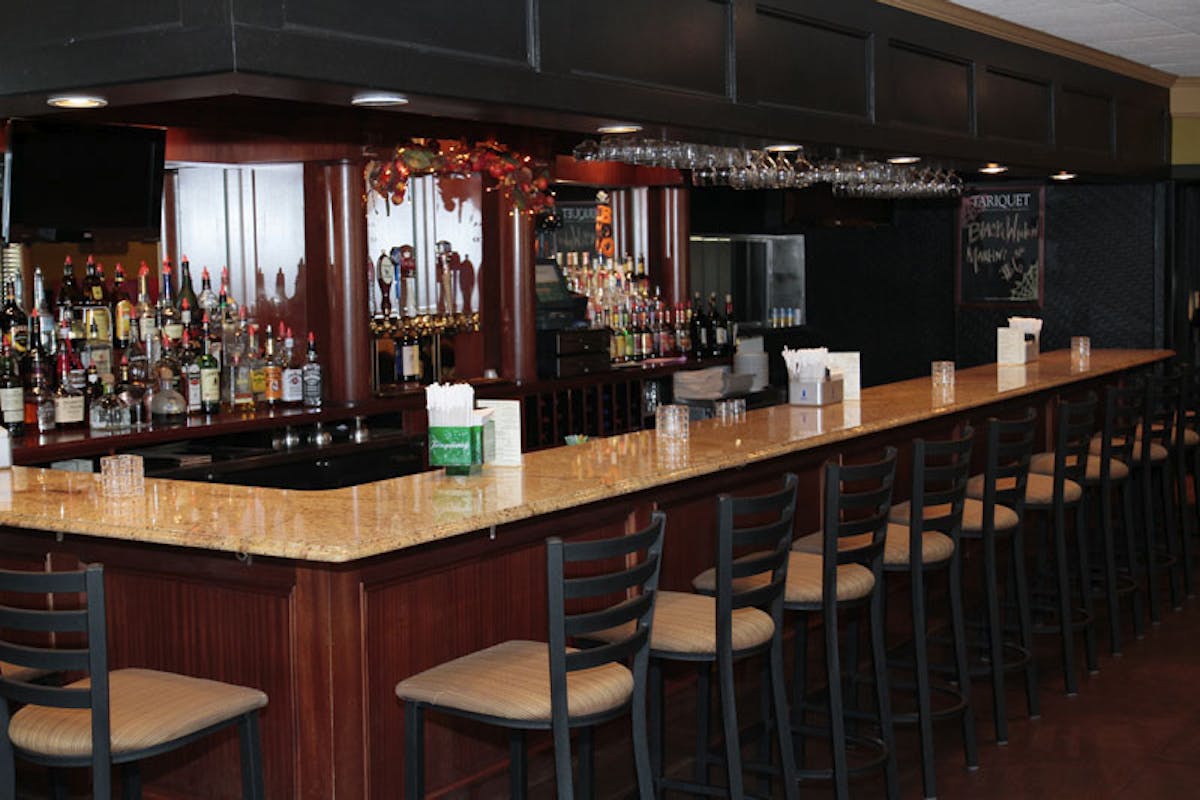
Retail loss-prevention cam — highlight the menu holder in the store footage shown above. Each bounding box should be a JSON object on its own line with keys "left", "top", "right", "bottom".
{"left": 428, "top": 426, "right": 485, "bottom": 476}
{"left": 997, "top": 328, "right": 1037, "bottom": 365}
{"left": 789, "top": 377, "right": 844, "bottom": 407}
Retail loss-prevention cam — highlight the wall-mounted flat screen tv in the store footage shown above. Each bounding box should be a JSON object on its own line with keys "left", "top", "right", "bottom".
{"left": 3, "top": 119, "right": 166, "bottom": 243}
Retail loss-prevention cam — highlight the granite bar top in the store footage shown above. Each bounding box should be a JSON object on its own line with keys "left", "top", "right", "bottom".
{"left": 0, "top": 349, "right": 1170, "bottom": 563}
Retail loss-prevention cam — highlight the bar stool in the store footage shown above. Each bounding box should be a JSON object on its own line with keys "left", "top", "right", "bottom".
{"left": 0, "top": 564, "right": 268, "bottom": 800}
{"left": 645, "top": 475, "right": 799, "bottom": 799}
{"left": 1037, "top": 384, "right": 1141, "bottom": 654}
{"left": 777, "top": 448, "right": 899, "bottom": 800}
{"left": 1003, "top": 393, "right": 1096, "bottom": 695}
{"left": 396, "top": 513, "right": 666, "bottom": 800}
{"left": 895, "top": 409, "right": 1037, "bottom": 745}
{"left": 863, "top": 427, "right": 978, "bottom": 800}
{"left": 1105, "top": 371, "right": 1184, "bottom": 621}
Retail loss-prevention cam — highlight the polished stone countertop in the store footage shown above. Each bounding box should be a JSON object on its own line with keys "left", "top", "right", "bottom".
{"left": 0, "top": 349, "right": 1170, "bottom": 563}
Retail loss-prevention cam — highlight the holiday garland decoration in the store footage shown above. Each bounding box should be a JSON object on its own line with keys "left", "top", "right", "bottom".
{"left": 366, "top": 139, "right": 555, "bottom": 213}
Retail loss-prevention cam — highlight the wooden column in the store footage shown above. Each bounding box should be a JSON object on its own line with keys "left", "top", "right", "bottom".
{"left": 305, "top": 160, "right": 371, "bottom": 404}
{"left": 658, "top": 187, "right": 690, "bottom": 307}
{"left": 498, "top": 201, "right": 537, "bottom": 383}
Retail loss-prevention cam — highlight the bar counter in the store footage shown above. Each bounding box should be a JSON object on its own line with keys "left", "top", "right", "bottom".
{"left": 0, "top": 348, "right": 1171, "bottom": 562}
{"left": 0, "top": 348, "right": 1172, "bottom": 799}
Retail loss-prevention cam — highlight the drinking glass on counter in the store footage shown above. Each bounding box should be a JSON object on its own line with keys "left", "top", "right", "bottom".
{"left": 655, "top": 404, "right": 690, "bottom": 440}
{"left": 100, "top": 454, "right": 144, "bottom": 497}
{"left": 1071, "top": 336, "right": 1091, "bottom": 371}
{"left": 931, "top": 361, "right": 956, "bottom": 386}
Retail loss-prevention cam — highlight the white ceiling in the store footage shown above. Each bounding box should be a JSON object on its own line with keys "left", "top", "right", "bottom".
{"left": 949, "top": 0, "right": 1200, "bottom": 76}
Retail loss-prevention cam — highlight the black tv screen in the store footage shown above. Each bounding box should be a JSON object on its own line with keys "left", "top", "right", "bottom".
{"left": 3, "top": 119, "right": 166, "bottom": 243}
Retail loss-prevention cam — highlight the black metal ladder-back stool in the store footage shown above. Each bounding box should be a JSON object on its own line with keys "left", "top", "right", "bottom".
{"left": 1013, "top": 392, "right": 1098, "bottom": 695}
{"left": 395, "top": 512, "right": 666, "bottom": 800}
{"left": 941, "top": 409, "right": 1039, "bottom": 745}
{"left": 871, "top": 426, "right": 979, "bottom": 800}
{"left": 1174, "top": 364, "right": 1200, "bottom": 595}
{"left": 1112, "top": 371, "right": 1186, "bottom": 621}
{"left": 1053, "top": 384, "right": 1142, "bottom": 654}
{"left": 641, "top": 473, "right": 798, "bottom": 799}
{"left": 0, "top": 563, "right": 268, "bottom": 800}
{"left": 781, "top": 448, "right": 899, "bottom": 800}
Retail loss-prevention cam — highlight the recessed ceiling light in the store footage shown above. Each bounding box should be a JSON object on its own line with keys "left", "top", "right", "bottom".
{"left": 46, "top": 94, "right": 107, "bottom": 109}
{"left": 1050, "top": 170, "right": 1077, "bottom": 181}
{"left": 351, "top": 91, "right": 410, "bottom": 107}
{"left": 887, "top": 155, "right": 921, "bottom": 165}
{"left": 980, "top": 162, "right": 1009, "bottom": 175}
{"left": 765, "top": 143, "right": 802, "bottom": 153}
{"left": 596, "top": 123, "right": 642, "bottom": 134}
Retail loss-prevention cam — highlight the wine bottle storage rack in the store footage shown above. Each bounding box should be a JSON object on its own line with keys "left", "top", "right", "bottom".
{"left": 520, "top": 373, "right": 646, "bottom": 450}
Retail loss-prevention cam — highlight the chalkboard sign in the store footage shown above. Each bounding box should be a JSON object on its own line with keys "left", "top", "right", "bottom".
{"left": 956, "top": 186, "right": 1045, "bottom": 308}
{"left": 555, "top": 200, "right": 598, "bottom": 256}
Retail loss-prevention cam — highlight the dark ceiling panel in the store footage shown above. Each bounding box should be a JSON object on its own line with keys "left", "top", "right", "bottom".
{"left": 979, "top": 68, "right": 1051, "bottom": 145}
{"left": 885, "top": 41, "right": 972, "bottom": 134}
{"left": 753, "top": 5, "right": 871, "bottom": 119}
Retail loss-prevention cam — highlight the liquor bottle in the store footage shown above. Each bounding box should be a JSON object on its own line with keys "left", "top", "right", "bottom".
{"left": 111, "top": 263, "right": 133, "bottom": 350}
{"left": 226, "top": 353, "right": 255, "bottom": 413}
{"left": 30, "top": 266, "right": 55, "bottom": 355}
{"left": 0, "top": 280, "right": 29, "bottom": 354}
{"left": 674, "top": 302, "right": 690, "bottom": 357}
{"left": 262, "top": 325, "right": 283, "bottom": 407}
{"left": 0, "top": 335, "right": 24, "bottom": 437}
{"left": 148, "top": 373, "right": 187, "bottom": 426}
{"left": 125, "top": 318, "right": 149, "bottom": 383}
{"left": 219, "top": 266, "right": 239, "bottom": 325}
{"left": 281, "top": 327, "right": 303, "bottom": 405}
{"left": 723, "top": 293, "right": 737, "bottom": 357}
{"left": 22, "top": 314, "right": 53, "bottom": 431}
{"left": 247, "top": 325, "right": 267, "bottom": 402}
{"left": 136, "top": 262, "right": 160, "bottom": 364}
{"left": 399, "top": 327, "right": 420, "bottom": 384}
{"left": 52, "top": 349, "right": 86, "bottom": 430}
{"left": 196, "top": 329, "right": 221, "bottom": 416}
{"left": 180, "top": 328, "right": 202, "bottom": 413}
{"left": 89, "top": 378, "right": 131, "bottom": 433}
{"left": 151, "top": 331, "right": 182, "bottom": 392}
{"left": 81, "top": 255, "right": 112, "bottom": 343}
{"left": 159, "top": 260, "right": 183, "bottom": 345}
{"left": 301, "top": 331, "right": 322, "bottom": 408}
{"left": 640, "top": 309, "right": 654, "bottom": 360}
{"left": 115, "top": 357, "right": 147, "bottom": 429}
{"left": 84, "top": 317, "right": 114, "bottom": 379}
{"left": 179, "top": 297, "right": 202, "bottom": 344}
{"left": 709, "top": 293, "right": 727, "bottom": 358}
{"left": 57, "top": 256, "right": 83, "bottom": 333}
{"left": 691, "top": 292, "right": 709, "bottom": 359}
{"left": 197, "top": 267, "right": 218, "bottom": 322}
{"left": 60, "top": 320, "right": 86, "bottom": 394}
{"left": 177, "top": 256, "right": 199, "bottom": 318}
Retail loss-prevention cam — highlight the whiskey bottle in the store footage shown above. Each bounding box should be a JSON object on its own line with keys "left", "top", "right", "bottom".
{"left": 81, "top": 255, "right": 112, "bottom": 343}
{"left": 111, "top": 263, "right": 133, "bottom": 350}
{"left": 0, "top": 335, "right": 24, "bottom": 437}
{"left": 180, "top": 329, "right": 202, "bottom": 413}
{"left": 196, "top": 331, "right": 221, "bottom": 416}
{"left": 52, "top": 349, "right": 85, "bottom": 430}
{"left": 159, "top": 261, "right": 183, "bottom": 345}
{"left": 57, "top": 256, "right": 83, "bottom": 336}
{"left": 301, "top": 331, "right": 322, "bottom": 408}
{"left": 0, "top": 280, "right": 29, "bottom": 354}
{"left": 262, "top": 325, "right": 283, "bottom": 407}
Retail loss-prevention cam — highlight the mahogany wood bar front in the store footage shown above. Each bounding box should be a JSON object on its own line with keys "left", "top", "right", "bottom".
{"left": 0, "top": 349, "right": 1170, "bottom": 798}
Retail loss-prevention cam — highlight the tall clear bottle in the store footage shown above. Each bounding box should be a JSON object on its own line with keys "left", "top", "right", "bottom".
{"left": 30, "top": 266, "right": 55, "bottom": 355}
{"left": 197, "top": 267, "right": 218, "bottom": 322}
{"left": 136, "top": 261, "right": 160, "bottom": 364}
{"left": 158, "top": 260, "right": 183, "bottom": 346}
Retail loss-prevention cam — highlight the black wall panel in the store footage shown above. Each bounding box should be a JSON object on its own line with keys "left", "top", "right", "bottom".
{"left": 1058, "top": 88, "right": 1114, "bottom": 153}
{"left": 978, "top": 68, "right": 1051, "bottom": 145}
{"left": 885, "top": 42, "right": 972, "bottom": 134}
{"left": 1117, "top": 101, "right": 1167, "bottom": 167}
{"left": 564, "top": 0, "right": 731, "bottom": 96}
{"left": 753, "top": 6, "right": 871, "bottom": 118}
{"left": 281, "top": 0, "right": 532, "bottom": 65}
{"left": 954, "top": 184, "right": 1160, "bottom": 368}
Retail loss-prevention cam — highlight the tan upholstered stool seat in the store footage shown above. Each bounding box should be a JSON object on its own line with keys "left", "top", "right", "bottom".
{"left": 791, "top": 524, "right": 954, "bottom": 567}
{"left": 692, "top": 551, "right": 875, "bottom": 605}
{"left": 591, "top": 590, "right": 774, "bottom": 655}
{"left": 8, "top": 668, "right": 267, "bottom": 758}
{"left": 967, "top": 472, "right": 1082, "bottom": 507}
{"left": 0, "top": 661, "right": 49, "bottom": 684}
{"left": 1089, "top": 433, "right": 1168, "bottom": 463}
{"left": 394, "top": 640, "right": 632, "bottom": 722}
{"left": 1029, "top": 451, "right": 1130, "bottom": 483}
{"left": 889, "top": 498, "right": 1019, "bottom": 533}
{"left": 1135, "top": 423, "right": 1200, "bottom": 448}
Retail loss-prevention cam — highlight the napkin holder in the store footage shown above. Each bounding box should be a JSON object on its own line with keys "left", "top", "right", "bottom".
{"left": 997, "top": 327, "right": 1038, "bottom": 365}
{"left": 788, "top": 377, "right": 844, "bottom": 407}
{"left": 428, "top": 425, "right": 485, "bottom": 476}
